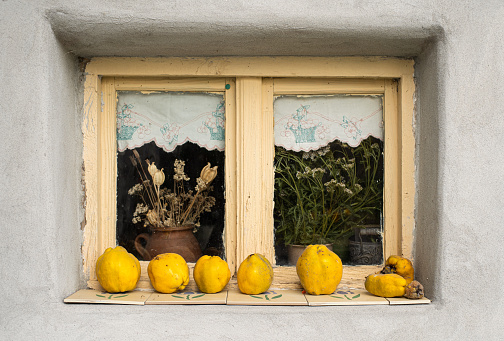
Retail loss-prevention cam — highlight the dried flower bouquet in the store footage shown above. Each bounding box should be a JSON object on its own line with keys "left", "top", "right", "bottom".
{"left": 128, "top": 150, "right": 218, "bottom": 229}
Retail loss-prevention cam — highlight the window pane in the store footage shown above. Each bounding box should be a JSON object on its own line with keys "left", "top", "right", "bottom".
{"left": 273, "top": 95, "right": 384, "bottom": 265}
{"left": 116, "top": 91, "right": 225, "bottom": 262}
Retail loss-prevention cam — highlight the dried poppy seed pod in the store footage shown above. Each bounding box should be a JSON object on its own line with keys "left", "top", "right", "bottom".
{"left": 153, "top": 169, "right": 165, "bottom": 187}
{"left": 200, "top": 163, "right": 218, "bottom": 185}
{"left": 148, "top": 162, "right": 158, "bottom": 178}
{"left": 146, "top": 210, "right": 158, "bottom": 226}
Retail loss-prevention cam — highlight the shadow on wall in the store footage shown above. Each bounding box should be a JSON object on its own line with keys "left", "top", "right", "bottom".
{"left": 413, "top": 31, "right": 446, "bottom": 302}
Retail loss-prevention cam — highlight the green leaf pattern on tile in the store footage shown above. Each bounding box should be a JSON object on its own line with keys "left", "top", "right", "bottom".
{"left": 96, "top": 293, "right": 129, "bottom": 299}
{"left": 250, "top": 291, "right": 283, "bottom": 300}
{"left": 171, "top": 292, "right": 206, "bottom": 300}
{"left": 330, "top": 290, "right": 360, "bottom": 300}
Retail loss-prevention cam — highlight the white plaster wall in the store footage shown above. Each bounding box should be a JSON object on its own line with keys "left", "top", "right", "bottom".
{"left": 1, "top": 0, "right": 504, "bottom": 339}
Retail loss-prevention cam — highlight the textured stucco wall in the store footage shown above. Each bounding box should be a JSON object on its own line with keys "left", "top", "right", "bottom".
{"left": 1, "top": 0, "right": 504, "bottom": 339}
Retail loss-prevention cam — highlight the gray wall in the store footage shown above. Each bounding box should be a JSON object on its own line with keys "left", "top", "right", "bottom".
{"left": 1, "top": 0, "right": 503, "bottom": 339}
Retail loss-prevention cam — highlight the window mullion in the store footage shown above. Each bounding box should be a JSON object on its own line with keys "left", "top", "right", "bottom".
{"left": 235, "top": 77, "right": 275, "bottom": 267}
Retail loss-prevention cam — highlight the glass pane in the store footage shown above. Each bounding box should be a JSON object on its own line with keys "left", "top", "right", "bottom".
{"left": 273, "top": 95, "right": 384, "bottom": 265}
{"left": 116, "top": 91, "right": 225, "bottom": 262}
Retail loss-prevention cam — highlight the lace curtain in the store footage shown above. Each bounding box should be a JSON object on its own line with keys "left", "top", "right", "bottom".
{"left": 116, "top": 92, "right": 383, "bottom": 153}
{"left": 274, "top": 95, "right": 383, "bottom": 151}
{"left": 116, "top": 91, "right": 225, "bottom": 153}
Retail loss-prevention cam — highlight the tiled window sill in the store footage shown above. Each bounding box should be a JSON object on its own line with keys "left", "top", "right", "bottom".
{"left": 64, "top": 289, "right": 430, "bottom": 306}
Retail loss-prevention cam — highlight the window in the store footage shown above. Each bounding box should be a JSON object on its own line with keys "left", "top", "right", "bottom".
{"left": 115, "top": 89, "right": 227, "bottom": 261}
{"left": 273, "top": 92, "right": 385, "bottom": 266}
{"left": 82, "top": 57, "right": 415, "bottom": 290}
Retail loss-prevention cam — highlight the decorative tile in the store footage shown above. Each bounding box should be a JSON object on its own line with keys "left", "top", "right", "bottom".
{"left": 64, "top": 289, "right": 431, "bottom": 306}
{"left": 226, "top": 289, "right": 308, "bottom": 306}
{"left": 305, "top": 289, "right": 389, "bottom": 306}
{"left": 64, "top": 289, "right": 150, "bottom": 305}
{"left": 386, "top": 296, "right": 431, "bottom": 305}
{"left": 145, "top": 290, "right": 228, "bottom": 305}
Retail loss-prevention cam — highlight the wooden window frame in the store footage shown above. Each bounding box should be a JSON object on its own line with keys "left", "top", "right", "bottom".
{"left": 82, "top": 57, "right": 415, "bottom": 290}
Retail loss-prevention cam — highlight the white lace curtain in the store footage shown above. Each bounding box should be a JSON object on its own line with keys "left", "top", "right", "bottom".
{"left": 116, "top": 92, "right": 383, "bottom": 153}
{"left": 274, "top": 95, "right": 383, "bottom": 151}
{"left": 116, "top": 91, "right": 225, "bottom": 153}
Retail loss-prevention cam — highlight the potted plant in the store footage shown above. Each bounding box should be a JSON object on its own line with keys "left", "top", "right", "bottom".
{"left": 128, "top": 150, "right": 218, "bottom": 262}
{"left": 274, "top": 137, "right": 383, "bottom": 265}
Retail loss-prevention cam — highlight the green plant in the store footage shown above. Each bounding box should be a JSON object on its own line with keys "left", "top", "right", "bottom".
{"left": 274, "top": 137, "right": 383, "bottom": 245}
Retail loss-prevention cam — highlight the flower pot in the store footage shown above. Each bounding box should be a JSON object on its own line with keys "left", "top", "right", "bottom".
{"left": 134, "top": 225, "right": 202, "bottom": 262}
{"left": 287, "top": 244, "right": 333, "bottom": 266}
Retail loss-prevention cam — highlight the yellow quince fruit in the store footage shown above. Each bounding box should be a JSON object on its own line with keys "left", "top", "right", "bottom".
{"left": 296, "top": 244, "right": 343, "bottom": 295}
{"left": 237, "top": 254, "right": 273, "bottom": 295}
{"left": 193, "top": 255, "right": 231, "bottom": 293}
{"left": 381, "top": 255, "right": 415, "bottom": 284}
{"left": 96, "top": 246, "right": 141, "bottom": 293}
{"left": 365, "top": 273, "right": 424, "bottom": 299}
{"left": 147, "top": 253, "right": 190, "bottom": 293}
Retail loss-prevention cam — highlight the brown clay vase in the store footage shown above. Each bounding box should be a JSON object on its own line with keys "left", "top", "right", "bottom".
{"left": 134, "top": 225, "right": 202, "bottom": 262}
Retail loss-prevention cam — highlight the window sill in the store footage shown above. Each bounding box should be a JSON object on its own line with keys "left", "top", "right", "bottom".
{"left": 64, "top": 288, "right": 430, "bottom": 306}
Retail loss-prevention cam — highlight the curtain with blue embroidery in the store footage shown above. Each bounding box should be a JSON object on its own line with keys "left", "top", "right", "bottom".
{"left": 274, "top": 95, "right": 383, "bottom": 151}
{"left": 116, "top": 91, "right": 225, "bottom": 153}
{"left": 116, "top": 92, "right": 382, "bottom": 153}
